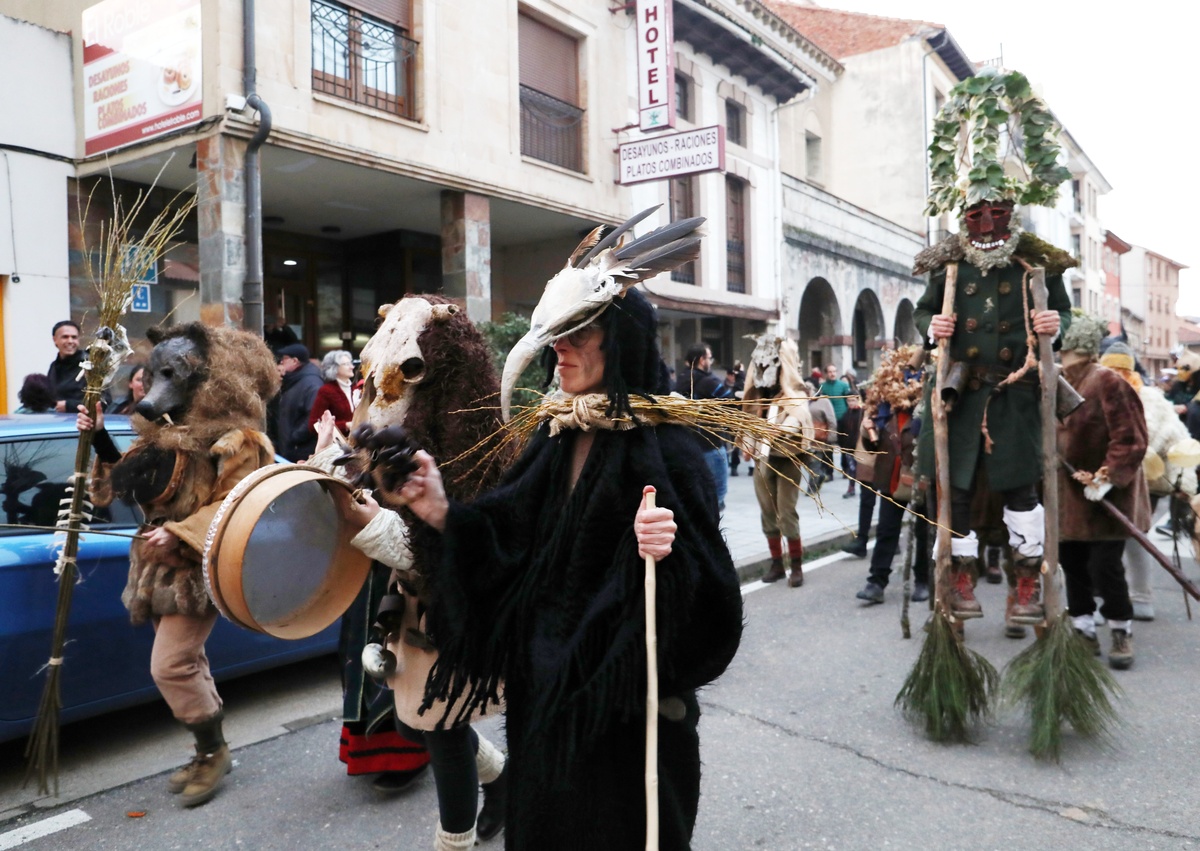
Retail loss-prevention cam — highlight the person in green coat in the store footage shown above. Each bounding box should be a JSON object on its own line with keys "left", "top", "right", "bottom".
{"left": 912, "top": 199, "right": 1074, "bottom": 623}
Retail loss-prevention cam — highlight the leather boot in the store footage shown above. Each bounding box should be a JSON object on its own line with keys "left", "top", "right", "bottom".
{"left": 1009, "top": 556, "right": 1045, "bottom": 624}
{"left": 762, "top": 558, "right": 786, "bottom": 583}
{"left": 787, "top": 556, "right": 803, "bottom": 587}
{"left": 947, "top": 556, "right": 983, "bottom": 619}
{"left": 475, "top": 734, "right": 507, "bottom": 841}
{"left": 179, "top": 712, "right": 232, "bottom": 806}
{"left": 1003, "top": 588, "right": 1027, "bottom": 639}
{"left": 167, "top": 745, "right": 204, "bottom": 794}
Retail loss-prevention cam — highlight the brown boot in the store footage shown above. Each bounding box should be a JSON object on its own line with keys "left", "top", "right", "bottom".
{"left": 167, "top": 746, "right": 205, "bottom": 794}
{"left": 788, "top": 557, "right": 804, "bottom": 587}
{"left": 1009, "top": 557, "right": 1045, "bottom": 624}
{"left": 179, "top": 744, "right": 232, "bottom": 807}
{"left": 947, "top": 557, "right": 983, "bottom": 619}
{"left": 1003, "top": 589, "right": 1027, "bottom": 639}
{"left": 762, "top": 558, "right": 786, "bottom": 583}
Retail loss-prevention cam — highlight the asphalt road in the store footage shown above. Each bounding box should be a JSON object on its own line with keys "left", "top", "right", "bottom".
{"left": 2, "top": 530, "right": 1199, "bottom": 850}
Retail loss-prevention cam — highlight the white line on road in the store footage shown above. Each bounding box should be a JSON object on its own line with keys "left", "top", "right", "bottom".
{"left": 742, "top": 541, "right": 875, "bottom": 596}
{"left": 0, "top": 809, "right": 91, "bottom": 850}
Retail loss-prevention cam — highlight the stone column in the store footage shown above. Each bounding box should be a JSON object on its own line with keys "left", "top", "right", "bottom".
{"left": 440, "top": 190, "right": 491, "bottom": 323}
{"left": 196, "top": 135, "right": 246, "bottom": 328}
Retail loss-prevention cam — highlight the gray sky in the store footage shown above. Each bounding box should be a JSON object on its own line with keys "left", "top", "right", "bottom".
{"left": 813, "top": 0, "right": 1198, "bottom": 317}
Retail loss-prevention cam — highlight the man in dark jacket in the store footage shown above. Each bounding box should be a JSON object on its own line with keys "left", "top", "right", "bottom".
{"left": 275, "top": 343, "right": 323, "bottom": 461}
{"left": 682, "top": 343, "right": 735, "bottom": 511}
{"left": 47, "top": 320, "right": 86, "bottom": 412}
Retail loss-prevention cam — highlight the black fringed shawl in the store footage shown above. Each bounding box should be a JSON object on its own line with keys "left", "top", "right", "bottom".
{"left": 422, "top": 422, "right": 743, "bottom": 848}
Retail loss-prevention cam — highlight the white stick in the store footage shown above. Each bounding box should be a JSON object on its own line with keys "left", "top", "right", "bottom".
{"left": 643, "top": 485, "right": 659, "bottom": 851}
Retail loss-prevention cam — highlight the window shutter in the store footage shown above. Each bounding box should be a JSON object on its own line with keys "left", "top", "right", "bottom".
{"left": 354, "top": 0, "right": 410, "bottom": 29}
{"left": 519, "top": 13, "right": 577, "bottom": 104}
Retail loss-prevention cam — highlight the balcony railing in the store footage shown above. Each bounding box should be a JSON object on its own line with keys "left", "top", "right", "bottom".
{"left": 520, "top": 84, "right": 584, "bottom": 173}
{"left": 726, "top": 240, "right": 745, "bottom": 293}
{"left": 312, "top": 0, "right": 417, "bottom": 120}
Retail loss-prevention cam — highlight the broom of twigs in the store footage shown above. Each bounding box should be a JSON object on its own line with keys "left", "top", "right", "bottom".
{"left": 895, "top": 262, "right": 998, "bottom": 742}
{"left": 23, "top": 174, "right": 194, "bottom": 795}
{"left": 999, "top": 266, "right": 1123, "bottom": 761}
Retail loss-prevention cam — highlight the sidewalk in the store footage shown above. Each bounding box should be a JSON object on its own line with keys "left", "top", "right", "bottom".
{"left": 720, "top": 463, "right": 865, "bottom": 582}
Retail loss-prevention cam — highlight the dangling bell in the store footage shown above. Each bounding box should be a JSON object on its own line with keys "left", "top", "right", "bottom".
{"left": 361, "top": 642, "right": 397, "bottom": 680}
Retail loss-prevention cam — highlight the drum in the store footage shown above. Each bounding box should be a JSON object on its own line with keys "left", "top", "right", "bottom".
{"left": 203, "top": 464, "right": 370, "bottom": 639}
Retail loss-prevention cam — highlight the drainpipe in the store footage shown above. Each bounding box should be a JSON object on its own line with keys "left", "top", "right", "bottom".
{"left": 242, "top": 0, "right": 271, "bottom": 336}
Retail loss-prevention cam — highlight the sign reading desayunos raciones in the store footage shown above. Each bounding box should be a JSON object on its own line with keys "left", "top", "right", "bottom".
{"left": 636, "top": 0, "right": 674, "bottom": 131}
{"left": 82, "top": 0, "right": 203, "bottom": 156}
{"left": 618, "top": 126, "right": 725, "bottom": 185}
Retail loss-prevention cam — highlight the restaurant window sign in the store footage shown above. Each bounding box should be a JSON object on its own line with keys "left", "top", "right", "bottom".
{"left": 82, "top": 0, "right": 203, "bottom": 156}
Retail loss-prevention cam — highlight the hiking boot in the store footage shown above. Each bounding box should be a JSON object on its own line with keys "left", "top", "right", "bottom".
{"left": 1109, "top": 629, "right": 1134, "bottom": 670}
{"left": 167, "top": 747, "right": 204, "bottom": 794}
{"left": 947, "top": 558, "right": 983, "bottom": 619}
{"left": 762, "top": 558, "right": 786, "bottom": 583}
{"left": 1008, "top": 558, "right": 1045, "bottom": 624}
{"left": 855, "top": 582, "right": 884, "bottom": 604}
{"left": 1074, "top": 629, "right": 1101, "bottom": 657}
{"left": 911, "top": 582, "right": 929, "bottom": 603}
{"left": 179, "top": 744, "right": 232, "bottom": 807}
{"left": 787, "top": 557, "right": 804, "bottom": 588}
{"left": 1003, "top": 589, "right": 1027, "bottom": 638}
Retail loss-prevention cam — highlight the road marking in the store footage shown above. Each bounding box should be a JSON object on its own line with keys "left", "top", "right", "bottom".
{"left": 0, "top": 809, "right": 91, "bottom": 850}
{"left": 742, "top": 541, "right": 876, "bottom": 596}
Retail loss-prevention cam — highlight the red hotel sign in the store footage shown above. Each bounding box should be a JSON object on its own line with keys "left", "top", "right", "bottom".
{"left": 636, "top": 0, "right": 675, "bottom": 132}
{"left": 82, "top": 0, "right": 203, "bottom": 156}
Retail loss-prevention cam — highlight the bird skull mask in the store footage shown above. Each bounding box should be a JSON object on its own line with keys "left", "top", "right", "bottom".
{"left": 356, "top": 298, "right": 459, "bottom": 427}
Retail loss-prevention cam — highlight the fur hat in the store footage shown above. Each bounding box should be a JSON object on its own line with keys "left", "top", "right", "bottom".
{"left": 1061, "top": 310, "right": 1106, "bottom": 357}
{"left": 1177, "top": 351, "right": 1200, "bottom": 377}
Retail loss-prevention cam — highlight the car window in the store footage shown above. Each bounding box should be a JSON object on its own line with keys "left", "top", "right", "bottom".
{"left": 0, "top": 435, "right": 140, "bottom": 534}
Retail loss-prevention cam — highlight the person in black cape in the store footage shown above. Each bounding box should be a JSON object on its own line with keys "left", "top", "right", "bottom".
{"left": 394, "top": 287, "right": 743, "bottom": 850}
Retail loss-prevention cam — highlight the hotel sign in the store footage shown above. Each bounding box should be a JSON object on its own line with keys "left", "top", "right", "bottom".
{"left": 636, "top": 0, "right": 675, "bottom": 131}
{"left": 82, "top": 0, "right": 203, "bottom": 156}
{"left": 618, "top": 125, "right": 725, "bottom": 185}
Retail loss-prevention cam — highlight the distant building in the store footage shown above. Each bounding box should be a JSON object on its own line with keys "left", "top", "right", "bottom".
{"left": 1103, "top": 230, "right": 1132, "bottom": 336}
{"left": 1121, "top": 246, "right": 1187, "bottom": 379}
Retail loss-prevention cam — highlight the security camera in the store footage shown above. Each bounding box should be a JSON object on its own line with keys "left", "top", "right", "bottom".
{"left": 10, "top": 274, "right": 18, "bottom": 283}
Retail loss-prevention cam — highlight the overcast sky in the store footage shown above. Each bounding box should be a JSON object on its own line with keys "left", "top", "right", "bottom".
{"left": 812, "top": 0, "right": 1198, "bottom": 317}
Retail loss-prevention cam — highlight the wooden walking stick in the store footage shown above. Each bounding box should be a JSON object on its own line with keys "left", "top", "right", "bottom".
{"left": 1001, "top": 267, "right": 1122, "bottom": 761}
{"left": 641, "top": 485, "right": 659, "bottom": 851}
{"left": 896, "top": 263, "right": 996, "bottom": 741}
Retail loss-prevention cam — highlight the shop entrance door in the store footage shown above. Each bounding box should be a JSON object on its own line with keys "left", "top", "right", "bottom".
{"left": 264, "top": 256, "right": 316, "bottom": 351}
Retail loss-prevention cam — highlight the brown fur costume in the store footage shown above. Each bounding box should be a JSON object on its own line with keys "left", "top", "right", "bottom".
{"left": 91, "top": 324, "right": 280, "bottom": 625}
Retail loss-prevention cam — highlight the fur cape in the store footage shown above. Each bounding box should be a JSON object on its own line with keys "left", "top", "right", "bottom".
{"left": 423, "top": 423, "right": 742, "bottom": 850}
{"left": 91, "top": 324, "right": 279, "bottom": 624}
{"left": 912, "top": 231, "right": 1078, "bottom": 277}
{"left": 1141, "top": 384, "right": 1199, "bottom": 496}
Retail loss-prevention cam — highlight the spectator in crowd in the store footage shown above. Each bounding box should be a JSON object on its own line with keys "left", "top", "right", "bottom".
{"left": 682, "top": 343, "right": 737, "bottom": 511}
{"left": 308, "top": 350, "right": 357, "bottom": 440}
{"left": 725, "top": 361, "right": 747, "bottom": 475}
{"left": 47, "top": 320, "right": 86, "bottom": 413}
{"left": 15, "top": 374, "right": 56, "bottom": 413}
{"left": 818, "top": 363, "right": 852, "bottom": 483}
{"left": 275, "top": 343, "right": 323, "bottom": 461}
{"left": 110, "top": 363, "right": 146, "bottom": 415}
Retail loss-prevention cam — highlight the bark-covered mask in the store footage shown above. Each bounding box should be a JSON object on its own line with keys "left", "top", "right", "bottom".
{"left": 963, "top": 201, "right": 1014, "bottom": 250}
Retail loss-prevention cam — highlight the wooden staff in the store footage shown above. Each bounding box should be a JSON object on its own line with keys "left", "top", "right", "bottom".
{"left": 932, "top": 264, "right": 958, "bottom": 615}
{"left": 642, "top": 485, "right": 659, "bottom": 851}
{"left": 1029, "top": 268, "right": 1061, "bottom": 620}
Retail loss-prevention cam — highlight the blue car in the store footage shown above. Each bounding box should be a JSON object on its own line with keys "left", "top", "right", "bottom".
{"left": 0, "top": 413, "right": 338, "bottom": 743}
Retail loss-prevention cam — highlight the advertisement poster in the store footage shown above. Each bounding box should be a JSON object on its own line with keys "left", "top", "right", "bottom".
{"left": 82, "top": 0, "right": 203, "bottom": 156}
{"left": 618, "top": 126, "right": 725, "bottom": 185}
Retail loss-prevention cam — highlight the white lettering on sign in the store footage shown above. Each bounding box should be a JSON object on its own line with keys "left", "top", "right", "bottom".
{"left": 635, "top": 0, "right": 674, "bottom": 131}
{"left": 617, "top": 125, "right": 725, "bottom": 185}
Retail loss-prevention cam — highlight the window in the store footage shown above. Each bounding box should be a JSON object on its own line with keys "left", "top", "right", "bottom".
{"left": 725, "top": 176, "right": 746, "bottom": 293}
{"left": 675, "top": 72, "right": 691, "bottom": 122}
{"left": 311, "top": 0, "right": 416, "bottom": 118}
{"left": 725, "top": 100, "right": 745, "bottom": 146}
{"left": 519, "top": 13, "right": 583, "bottom": 172}
{"left": 1072, "top": 179, "right": 1082, "bottom": 214}
{"left": 669, "top": 176, "right": 696, "bottom": 284}
{"left": 1071, "top": 234, "right": 1082, "bottom": 264}
{"left": 805, "top": 131, "right": 822, "bottom": 184}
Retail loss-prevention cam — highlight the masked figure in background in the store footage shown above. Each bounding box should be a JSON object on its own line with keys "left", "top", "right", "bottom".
{"left": 914, "top": 69, "right": 1076, "bottom": 626}
{"left": 741, "top": 332, "right": 812, "bottom": 588}
{"left": 77, "top": 324, "right": 280, "bottom": 807}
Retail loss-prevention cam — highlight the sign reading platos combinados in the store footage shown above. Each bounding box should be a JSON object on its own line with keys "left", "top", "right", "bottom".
{"left": 82, "top": 0, "right": 203, "bottom": 156}
{"left": 618, "top": 126, "right": 726, "bottom": 186}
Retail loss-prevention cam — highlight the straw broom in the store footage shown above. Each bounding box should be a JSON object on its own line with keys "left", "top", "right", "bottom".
{"left": 23, "top": 177, "right": 194, "bottom": 794}
{"left": 1000, "top": 267, "right": 1122, "bottom": 761}
{"left": 895, "top": 262, "right": 997, "bottom": 742}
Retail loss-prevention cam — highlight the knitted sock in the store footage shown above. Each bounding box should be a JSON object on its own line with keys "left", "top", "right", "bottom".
{"left": 786, "top": 538, "right": 803, "bottom": 560}
{"left": 767, "top": 536, "right": 783, "bottom": 559}
{"left": 434, "top": 823, "right": 477, "bottom": 851}
{"left": 474, "top": 732, "right": 505, "bottom": 785}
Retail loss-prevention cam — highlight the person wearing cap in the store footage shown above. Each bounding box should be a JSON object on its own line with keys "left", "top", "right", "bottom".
{"left": 1166, "top": 351, "right": 1200, "bottom": 419}
{"left": 275, "top": 342, "right": 323, "bottom": 461}
{"left": 1057, "top": 312, "right": 1150, "bottom": 669}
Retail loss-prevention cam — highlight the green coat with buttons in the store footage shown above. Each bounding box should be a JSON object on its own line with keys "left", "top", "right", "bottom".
{"left": 912, "top": 253, "right": 1073, "bottom": 493}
